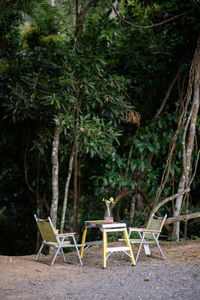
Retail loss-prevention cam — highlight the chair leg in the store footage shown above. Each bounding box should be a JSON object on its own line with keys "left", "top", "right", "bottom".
{"left": 72, "top": 236, "right": 83, "bottom": 266}
{"left": 35, "top": 243, "right": 44, "bottom": 261}
{"left": 51, "top": 245, "right": 62, "bottom": 266}
{"left": 136, "top": 233, "right": 145, "bottom": 262}
{"left": 60, "top": 248, "right": 67, "bottom": 263}
{"left": 153, "top": 237, "right": 165, "bottom": 259}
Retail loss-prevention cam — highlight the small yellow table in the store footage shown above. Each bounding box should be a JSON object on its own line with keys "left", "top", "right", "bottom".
{"left": 80, "top": 220, "right": 136, "bottom": 268}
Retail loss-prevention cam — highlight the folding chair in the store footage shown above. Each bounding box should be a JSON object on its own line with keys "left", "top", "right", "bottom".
{"left": 34, "top": 214, "right": 84, "bottom": 266}
{"left": 128, "top": 214, "right": 167, "bottom": 262}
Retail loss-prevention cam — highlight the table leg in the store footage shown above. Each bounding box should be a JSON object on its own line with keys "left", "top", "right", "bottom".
{"left": 102, "top": 229, "right": 107, "bottom": 268}
{"left": 80, "top": 227, "right": 87, "bottom": 259}
{"left": 123, "top": 228, "right": 136, "bottom": 265}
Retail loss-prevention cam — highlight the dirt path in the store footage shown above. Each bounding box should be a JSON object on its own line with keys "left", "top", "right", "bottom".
{"left": 0, "top": 241, "right": 200, "bottom": 300}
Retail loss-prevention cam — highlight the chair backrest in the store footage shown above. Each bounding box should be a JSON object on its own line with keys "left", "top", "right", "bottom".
{"left": 34, "top": 214, "right": 58, "bottom": 243}
{"left": 145, "top": 214, "right": 167, "bottom": 240}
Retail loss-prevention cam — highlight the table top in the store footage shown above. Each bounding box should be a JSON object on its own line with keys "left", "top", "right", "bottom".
{"left": 84, "top": 220, "right": 127, "bottom": 229}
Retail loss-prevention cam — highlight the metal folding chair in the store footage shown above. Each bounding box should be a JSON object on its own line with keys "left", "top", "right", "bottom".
{"left": 128, "top": 214, "right": 167, "bottom": 262}
{"left": 34, "top": 214, "right": 84, "bottom": 266}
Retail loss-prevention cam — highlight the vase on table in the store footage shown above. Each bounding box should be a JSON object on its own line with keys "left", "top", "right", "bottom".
{"left": 104, "top": 203, "right": 113, "bottom": 223}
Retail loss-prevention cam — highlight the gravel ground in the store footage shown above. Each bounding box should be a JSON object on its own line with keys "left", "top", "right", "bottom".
{"left": 0, "top": 241, "right": 200, "bottom": 300}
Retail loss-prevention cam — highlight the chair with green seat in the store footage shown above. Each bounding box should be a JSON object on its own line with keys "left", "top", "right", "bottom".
{"left": 34, "top": 214, "right": 84, "bottom": 266}
{"left": 128, "top": 213, "right": 167, "bottom": 262}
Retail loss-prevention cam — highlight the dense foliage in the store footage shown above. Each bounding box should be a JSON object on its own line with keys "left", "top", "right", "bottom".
{"left": 0, "top": 0, "right": 200, "bottom": 255}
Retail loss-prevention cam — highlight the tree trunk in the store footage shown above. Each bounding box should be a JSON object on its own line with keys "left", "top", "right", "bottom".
{"left": 60, "top": 144, "right": 75, "bottom": 233}
{"left": 136, "top": 193, "right": 143, "bottom": 211}
{"left": 172, "top": 37, "right": 200, "bottom": 240}
{"left": 50, "top": 124, "right": 60, "bottom": 228}
{"left": 172, "top": 175, "right": 186, "bottom": 239}
{"left": 73, "top": 145, "right": 79, "bottom": 232}
{"left": 129, "top": 194, "right": 136, "bottom": 225}
{"left": 154, "top": 69, "right": 181, "bottom": 118}
{"left": 24, "top": 134, "right": 44, "bottom": 251}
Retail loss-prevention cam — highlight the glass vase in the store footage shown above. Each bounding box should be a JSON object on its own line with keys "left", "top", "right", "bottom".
{"left": 104, "top": 204, "right": 113, "bottom": 223}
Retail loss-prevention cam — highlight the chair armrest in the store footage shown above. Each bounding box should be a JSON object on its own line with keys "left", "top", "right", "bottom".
{"left": 129, "top": 227, "right": 161, "bottom": 233}
{"left": 56, "top": 232, "right": 76, "bottom": 237}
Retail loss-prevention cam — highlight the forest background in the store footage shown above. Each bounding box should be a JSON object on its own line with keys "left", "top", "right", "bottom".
{"left": 0, "top": 0, "right": 200, "bottom": 256}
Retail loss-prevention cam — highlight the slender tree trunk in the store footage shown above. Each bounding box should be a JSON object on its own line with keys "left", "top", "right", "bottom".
{"left": 73, "top": 146, "right": 79, "bottom": 231}
{"left": 135, "top": 193, "right": 143, "bottom": 211}
{"left": 154, "top": 69, "right": 181, "bottom": 118}
{"left": 60, "top": 94, "right": 82, "bottom": 233}
{"left": 60, "top": 0, "right": 78, "bottom": 232}
{"left": 183, "top": 194, "right": 189, "bottom": 239}
{"left": 172, "top": 37, "right": 200, "bottom": 240}
{"left": 60, "top": 144, "right": 75, "bottom": 233}
{"left": 36, "top": 153, "right": 42, "bottom": 215}
{"left": 24, "top": 135, "right": 36, "bottom": 195}
{"left": 72, "top": 96, "right": 82, "bottom": 231}
{"left": 24, "top": 134, "right": 43, "bottom": 251}
{"left": 129, "top": 194, "right": 136, "bottom": 225}
{"left": 50, "top": 124, "right": 60, "bottom": 228}
{"left": 172, "top": 174, "right": 186, "bottom": 239}
{"left": 116, "top": 199, "right": 121, "bottom": 221}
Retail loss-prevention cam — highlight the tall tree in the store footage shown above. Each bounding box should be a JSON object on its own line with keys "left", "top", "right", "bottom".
{"left": 172, "top": 37, "right": 200, "bottom": 240}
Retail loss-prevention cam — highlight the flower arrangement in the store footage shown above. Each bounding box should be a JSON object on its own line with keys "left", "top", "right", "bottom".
{"left": 103, "top": 197, "right": 115, "bottom": 223}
